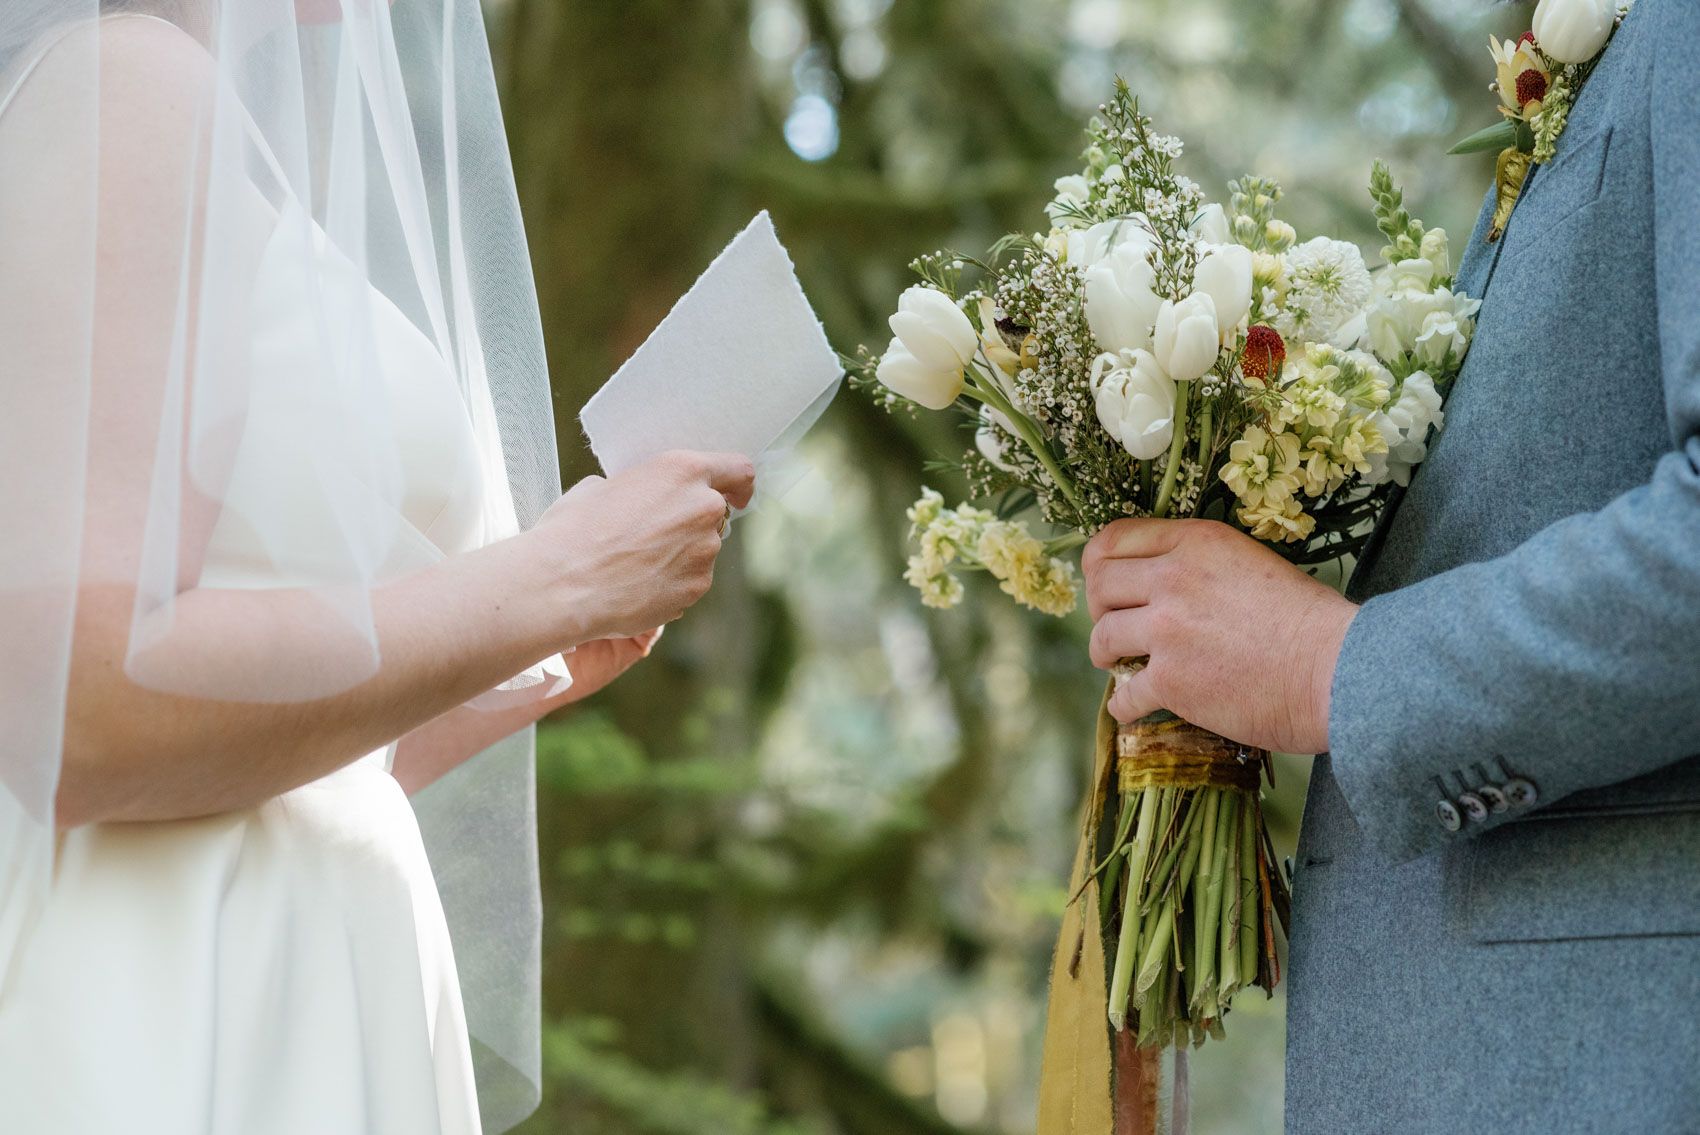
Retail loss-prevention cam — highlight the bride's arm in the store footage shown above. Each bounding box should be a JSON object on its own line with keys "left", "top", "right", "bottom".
{"left": 52, "top": 19, "right": 753, "bottom": 826}
{"left": 389, "top": 631, "right": 661, "bottom": 795}
{"left": 62, "top": 459, "right": 749, "bottom": 828}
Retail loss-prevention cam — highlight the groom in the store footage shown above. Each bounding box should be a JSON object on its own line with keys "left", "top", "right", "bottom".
{"left": 1082, "top": 2, "right": 1700, "bottom": 1130}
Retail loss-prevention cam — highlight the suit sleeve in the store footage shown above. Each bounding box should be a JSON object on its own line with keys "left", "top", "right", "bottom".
{"left": 1326, "top": 7, "right": 1700, "bottom": 862}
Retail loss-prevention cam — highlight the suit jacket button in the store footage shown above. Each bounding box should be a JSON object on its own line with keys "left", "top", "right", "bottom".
{"left": 1436, "top": 799, "right": 1463, "bottom": 831}
{"left": 1478, "top": 784, "right": 1509, "bottom": 813}
{"left": 1504, "top": 778, "right": 1539, "bottom": 809}
{"left": 1459, "top": 792, "right": 1490, "bottom": 823}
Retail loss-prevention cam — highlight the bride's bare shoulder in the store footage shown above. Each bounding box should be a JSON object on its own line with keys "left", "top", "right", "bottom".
{"left": 2, "top": 14, "right": 214, "bottom": 133}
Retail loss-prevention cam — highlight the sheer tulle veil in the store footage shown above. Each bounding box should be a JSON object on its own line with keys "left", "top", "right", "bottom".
{"left": 0, "top": 0, "right": 558, "bottom": 1127}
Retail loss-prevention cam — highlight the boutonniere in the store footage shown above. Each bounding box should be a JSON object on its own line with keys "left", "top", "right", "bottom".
{"left": 1449, "top": 0, "right": 1634, "bottom": 241}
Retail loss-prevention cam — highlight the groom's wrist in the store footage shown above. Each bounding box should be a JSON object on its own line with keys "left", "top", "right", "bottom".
{"left": 1299, "top": 592, "right": 1357, "bottom": 755}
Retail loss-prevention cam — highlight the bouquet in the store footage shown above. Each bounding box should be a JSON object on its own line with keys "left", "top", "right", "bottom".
{"left": 848, "top": 81, "right": 1477, "bottom": 1124}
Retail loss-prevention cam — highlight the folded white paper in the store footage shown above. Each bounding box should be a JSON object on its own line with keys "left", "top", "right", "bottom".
{"left": 579, "top": 212, "right": 842, "bottom": 485}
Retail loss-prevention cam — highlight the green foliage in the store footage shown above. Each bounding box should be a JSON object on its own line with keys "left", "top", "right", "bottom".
{"left": 537, "top": 712, "right": 753, "bottom": 798}
{"left": 544, "top": 1017, "right": 823, "bottom": 1135}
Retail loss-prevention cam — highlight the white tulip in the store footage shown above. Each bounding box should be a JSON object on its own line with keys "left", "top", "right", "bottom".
{"left": 876, "top": 286, "right": 978, "bottom": 410}
{"left": 1084, "top": 238, "right": 1162, "bottom": 354}
{"left": 1092, "top": 350, "right": 1177, "bottom": 461}
{"left": 1193, "top": 243, "right": 1253, "bottom": 345}
{"left": 1189, "top": 202, "right": 1231, "bottom": 245}
{"left": 1152, "top": 293, "right": 1221, "bottom": 382}
{"left": 1532, "top": 0, "right": 1614, "bottom": 64}
{"left": 889, "top": 285, "right": 978, "bottom": 371}
{"left": 876, "top": 337, "right": 962, "bottom": 410}
{"left": 1067, "top": 215, "right": 1153, "bottom": 268}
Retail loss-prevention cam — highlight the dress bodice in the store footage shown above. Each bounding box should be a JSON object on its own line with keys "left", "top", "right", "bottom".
{"left": 197, "top": 200, "right": 487, "bottom": 592}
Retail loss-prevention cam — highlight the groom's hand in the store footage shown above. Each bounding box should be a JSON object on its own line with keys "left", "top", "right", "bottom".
{"left": 1082, "top": 518, "right": 1357, "bottom": 755}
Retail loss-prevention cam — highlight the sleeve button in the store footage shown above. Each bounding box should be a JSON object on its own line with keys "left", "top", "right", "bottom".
{"left": 1478, "top": 784, "right": 1509, "bottom": 814}
{"left": 1436, "top": 799, "right": 1463, "bottom": 832}
{"left": 1458, "top": 792, "right": 1490, "bottom": 823}
{"left": 1504, "top": 778, "right": 1538, "bottom": 809}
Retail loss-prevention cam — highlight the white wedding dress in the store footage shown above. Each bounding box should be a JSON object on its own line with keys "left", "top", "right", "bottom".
{"left": 0, "top": 59, "right": 490, "bottom": 1133}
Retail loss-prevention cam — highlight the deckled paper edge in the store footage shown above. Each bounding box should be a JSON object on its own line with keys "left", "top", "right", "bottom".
{"left": 577, "top": 210, "right": 841, "bottom": 473}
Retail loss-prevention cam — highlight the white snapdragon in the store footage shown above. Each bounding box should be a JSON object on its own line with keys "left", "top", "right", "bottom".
{"left": 876, "top": 286, "right": 978, "bottom": 410}
{"left": 1152, "top": 293, "right": 1221, "bottom": 382}
{"left": 1364, "top": 371, "right": 1445, "bottom": 486}
{"left": 1193, "top": 242, "right": 1254, "bottom": 346}
{"left": 1412, "top": 288, "right": 1481, "bottom": 367}
{"left": 1532, "top": 0, "right": 1614, "bottom": 64}
{"left": 1385, "top": 257, "right": 1443, "bottom": 298}
{"left": 1419, "top": 227, "right": 1450, "bottom": 279}
{"left": 1091, "top": 349, "right": 1177, "bottom": 460}
{"left": 1083, "top": 234, "right": 1162, "bottom": 353}
{"left": 1365, "top": 271, "right": 1437, "bottom": 358}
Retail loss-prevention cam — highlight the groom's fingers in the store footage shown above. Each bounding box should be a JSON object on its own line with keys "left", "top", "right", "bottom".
{"left": 1108, "top": 667, "right": 1162, "bottom": 724}
{"left": 1085, "top": 558, "right": 1156, "bottom": 620}
{"left": 1089, "top": 607, "right": 1154, "bottom": 669}
{"left": 1083, "top": 517, "right": 1189, "bottom": 576}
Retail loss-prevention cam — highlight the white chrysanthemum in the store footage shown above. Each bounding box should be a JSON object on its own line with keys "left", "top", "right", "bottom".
{"left": 1273, "top": 237, "right": 1372, "bottom": 346}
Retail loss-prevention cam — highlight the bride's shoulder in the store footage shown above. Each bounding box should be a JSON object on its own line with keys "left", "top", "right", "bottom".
{"left": 0, "top": 13, "right": 216, "bottom": 237}
{"left": 2, "top": 14, "right": 214, "bottom": 131}
{"left": 93, "top": 14, "right": 217, "bottom": 106}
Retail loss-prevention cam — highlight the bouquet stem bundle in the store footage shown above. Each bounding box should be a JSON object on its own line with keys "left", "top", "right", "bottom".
{"left": 1089, "top": 713, "right": 1289, "bottom": 1050}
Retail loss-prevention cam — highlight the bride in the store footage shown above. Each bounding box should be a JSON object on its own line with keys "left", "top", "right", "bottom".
{"left": 0, "top": 1, "right": 749, "bottom": 1132}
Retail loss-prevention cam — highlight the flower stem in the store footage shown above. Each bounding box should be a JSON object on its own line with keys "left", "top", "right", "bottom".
{"left": 1108, "top": 788, "right": 1159, "bottom": 1031}
{"left": 962, "top": 372, "right": 1086, "bottom": 516}
{"left": 1196, "top": 399, "right": 1215, "bottom": 482}
{"left": 1152, "top": 380, "right": 1192, "bottom": 518}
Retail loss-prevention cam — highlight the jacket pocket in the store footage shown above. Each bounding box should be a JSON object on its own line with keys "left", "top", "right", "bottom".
{"left": 1466, "top": 799, "right": 1700, "bottom": 944}
{"left": 1495, "top": 125, "right": 1614, "bottom": 268}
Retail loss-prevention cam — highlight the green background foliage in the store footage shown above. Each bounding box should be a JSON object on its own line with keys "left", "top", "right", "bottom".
{"left": 486, "top": 1, "right": 1526, "bottom": 1130}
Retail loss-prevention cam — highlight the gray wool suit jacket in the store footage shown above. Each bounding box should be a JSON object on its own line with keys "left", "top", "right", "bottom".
{"left": 1286, "top": 3, "right": 1700, "bottom": 1131}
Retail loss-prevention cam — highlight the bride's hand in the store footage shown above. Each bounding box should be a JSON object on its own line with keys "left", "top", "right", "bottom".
{"left": 529, "top": 450, "right": 755, "bottom": 643}
{"left": 558, "top": 628, "right": 663, "bottom": 702}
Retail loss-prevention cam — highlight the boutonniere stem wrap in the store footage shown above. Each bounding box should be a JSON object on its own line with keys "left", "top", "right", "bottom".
{"left": 1450, "top": 0, "right": 1632, "bottom": 241}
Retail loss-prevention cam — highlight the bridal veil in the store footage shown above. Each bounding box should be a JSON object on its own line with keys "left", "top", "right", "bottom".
{"left": 0, "top": 1, "right": 558, "bottom": 1127}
